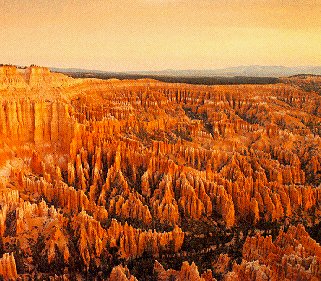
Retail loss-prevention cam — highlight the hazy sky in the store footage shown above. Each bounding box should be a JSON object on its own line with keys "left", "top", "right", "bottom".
{"left": 1, "top": 0, "right": 321, "bottom": 71}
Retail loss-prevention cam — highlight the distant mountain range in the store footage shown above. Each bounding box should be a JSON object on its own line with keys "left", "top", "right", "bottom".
{"left": 51, "top": 65, "right": 321, "bottom": 78}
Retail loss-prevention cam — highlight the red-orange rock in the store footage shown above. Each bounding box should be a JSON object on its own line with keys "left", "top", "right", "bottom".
{"left": 1, "top": 66, "right": 321, "bottom": 280}
{"left": 0, "top": 253, "right": 18, "bottom": 280}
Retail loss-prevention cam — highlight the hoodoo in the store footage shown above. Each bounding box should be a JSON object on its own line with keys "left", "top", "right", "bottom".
{"left": 0, "top": 66, "right": 321, "bottom": 279}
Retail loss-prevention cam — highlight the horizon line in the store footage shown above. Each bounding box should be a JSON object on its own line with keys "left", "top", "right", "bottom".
{"left": 2, "top": 63, "right": 321, "bottom": 74}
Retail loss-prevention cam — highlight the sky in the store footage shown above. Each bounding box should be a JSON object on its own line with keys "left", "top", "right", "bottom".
{"left": 1, "top": 0, "right": 321, "bottom": 71}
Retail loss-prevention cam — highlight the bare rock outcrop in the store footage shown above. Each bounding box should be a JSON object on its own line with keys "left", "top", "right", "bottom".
{"left": 227, "top": 224, "right": 321, "bottom": 280}
{"left": 1, "top": 66, "right": 321, "bottom": 279}
{"left": 0, "top": 253, "right": 18, "bottom": 280}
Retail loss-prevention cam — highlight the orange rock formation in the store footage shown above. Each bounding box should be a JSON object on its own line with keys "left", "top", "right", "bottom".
{"left": 1, "top": 65, "right": 321, "bottom": 279}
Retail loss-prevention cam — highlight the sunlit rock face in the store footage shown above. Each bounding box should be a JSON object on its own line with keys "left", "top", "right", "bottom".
{"left": 225, "top": 224, "right": 321, "bottom": 281}
{"left": 1, "top": 65, "right": 321, "bottom": 280}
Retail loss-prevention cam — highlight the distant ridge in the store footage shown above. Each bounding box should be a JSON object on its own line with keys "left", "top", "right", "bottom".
{"left": 128, "top": 65, "right": 321, "bottom": 78}
{"left": 51, "top": 65, "right": 321, "bottom": 78}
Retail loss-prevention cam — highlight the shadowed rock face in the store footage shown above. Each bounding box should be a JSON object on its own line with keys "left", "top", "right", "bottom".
{"left": 1, "top": 65, "right": 321, "bottom": 280}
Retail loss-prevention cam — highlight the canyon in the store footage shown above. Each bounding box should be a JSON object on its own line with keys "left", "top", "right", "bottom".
{"left": 0, "top": 65, "right": 321, "bottom": 280}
